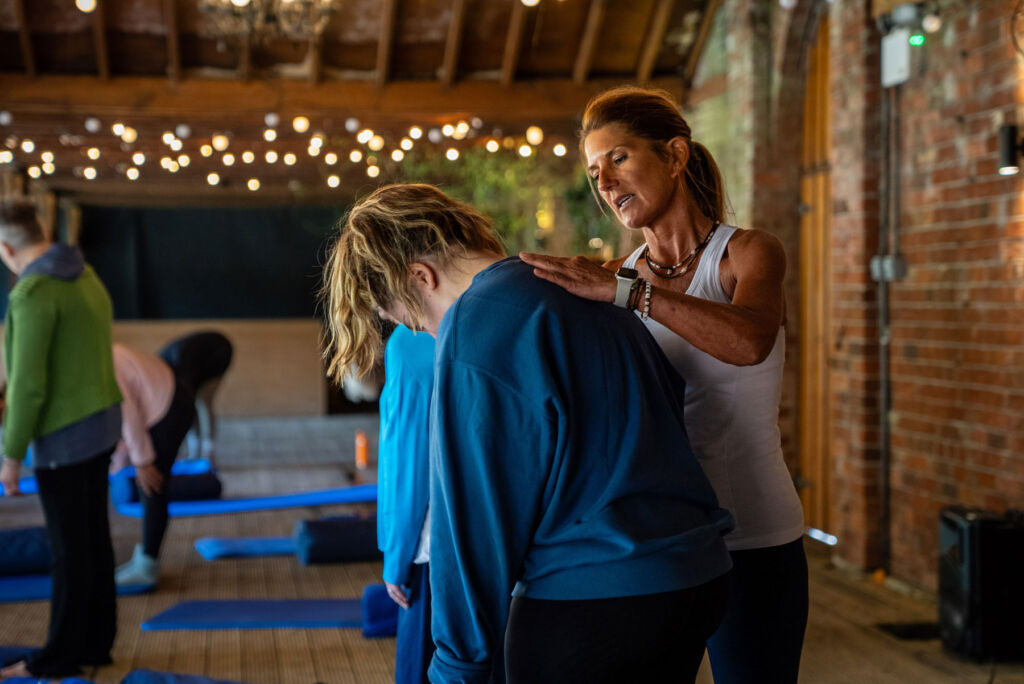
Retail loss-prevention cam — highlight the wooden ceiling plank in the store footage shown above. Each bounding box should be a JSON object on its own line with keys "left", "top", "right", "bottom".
{"left": 93, "top": 0, "right": 110, "bottom": 80}
{"left": 682, "top": 0, "right": 722, "bottom": 88}
{"left": 310, "top": 37, "right": 323, "bottom": 85}
{"left": 239, "top": 33, "right": 252, "bottom": 83}
{"left": 636, "top": 0, "right": 674, "bottom": 84}
{"left": 441, "top": 0, "right": 468, "bottom": 87}
{"left": 377, "top": 0, "right": 399, "bottom": 88}
{"left": 0, "top": 74, "right": 684, "bottom": 125}
{"left": 163, "top": 0, "right": 181, "bottom": 82}
{"left": 573, "top": 0, "right": 606, "bottom": 85}
{"left": 13, "top": 0, "right": 35, "bottom": 78}
{"left": 501, "top": 1, "right": 527, "bottom": 87}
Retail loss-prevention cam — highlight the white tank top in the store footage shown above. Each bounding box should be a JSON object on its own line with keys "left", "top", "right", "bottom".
{"left": 625, "top": 225, "right": 805, "bottom": 550}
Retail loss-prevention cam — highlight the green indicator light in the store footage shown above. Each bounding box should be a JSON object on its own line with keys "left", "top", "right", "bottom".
{"left": 908, "top": 33, "right": 926, "bottom": 46}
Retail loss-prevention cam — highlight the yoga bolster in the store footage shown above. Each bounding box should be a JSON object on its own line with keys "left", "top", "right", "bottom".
{"left": 361, "top": 583, "right": 399, "bottom": 638}
{"left": 0, "top": 527, "right": 52, "bottom": 577}
{"left": 110, "top": 471, "right": 223, "bottom": 505}
{"left": 293, "top": 516, "right": 382, "bottom": 565}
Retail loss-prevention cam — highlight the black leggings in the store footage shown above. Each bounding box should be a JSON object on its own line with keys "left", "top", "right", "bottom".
{"left": 504, "top": 573, "right": 729, "bottom": 684}
{"left": 29, "top": 448, "right": 116, "bottom": 678}
{"left": 140, "top": 377, "right": 196, "bottom": 558}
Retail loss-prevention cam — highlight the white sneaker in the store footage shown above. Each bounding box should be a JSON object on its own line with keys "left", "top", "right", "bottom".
{"left": 115, "top": 543, "right": 159, "bottom": 587}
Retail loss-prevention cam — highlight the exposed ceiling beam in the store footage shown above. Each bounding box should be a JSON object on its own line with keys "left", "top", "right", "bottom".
{"left": 13, "top": 0, "right": 35, "bottom": 78}
{"left": 440, "top": 0, "right": 467, "bottom": 87}
{"left": 239, "top": 33, "right": 252, "bottom": 83}
{"left": 92, "top": 0, "right": 110, "bottom": 80}
{"left": 636, "top": 0, "right": 674, "bottom": 84}
{"left": 163, "top": 0, "right": 181, "bottom": 82}
{"left": 573, "top": 0, "right": 606, "bottom": 85}
{"left": 0, "top": 74, "right": 684, "bottom": 127}
{"left": 309, "top": 37, "right": 324, "bottom": 85}
{"left": 682, "top": 0, "right": 722, "bottom": 87}
{"left": 376, "top": 0, "right": 399, "bottom": 88}
{"left": 501, "top": 1, "right": 528, "bottom": 87}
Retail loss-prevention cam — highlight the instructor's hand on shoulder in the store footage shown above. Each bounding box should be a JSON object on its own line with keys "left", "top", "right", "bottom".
{"left": 519, "top": 252, "right": 617, "bottom": 303}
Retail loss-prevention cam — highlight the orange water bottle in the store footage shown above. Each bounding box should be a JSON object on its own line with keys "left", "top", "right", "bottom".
{"left": 354, "top": 430, "right": 369, "bottom": 470}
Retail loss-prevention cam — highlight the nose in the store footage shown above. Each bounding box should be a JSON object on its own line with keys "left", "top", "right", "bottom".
{"left": 597, "top": 164, "right": 616, "bottom": 194}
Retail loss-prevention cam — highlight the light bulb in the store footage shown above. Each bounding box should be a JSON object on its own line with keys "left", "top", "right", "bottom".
{"left": 247, "top": 178, "right": 260, "bottom": 191}
{"left": 553, "top": 143, "right": 567, "bottom": 157}
{"left": 212, "top": 134, "right": 229, "bottom": 152}
{"left": 207, "top": 172, "right": 220, "bottom": 185}
{"left": 200, "top": 144, "right": 213, "bottom": 157}
{"left": 324, "top": 152, "right": 338, "bottom": 165}
{"left": 400, "top": 138, "right": 413, "bottom": 151}
{"left": 222, "top": 153, "right": 235, "bottom": 166}
{"left": 265, "top": 112, "right": 280, "bottom": 128}
{"left": 525, "top": 126, "right": 544, "bottom": 145}
{"left": 20, "top": 139, "right": 34, "bottom": 153}
{"left": 27, "top": 165, "right": 42, "bottom": 178}
{"left": 126, "top": 167, "right": 140, "bottom": 180}
{"left": 345, "top": 117, "right": 360, "bottom": 133}
{"left": 42, "top": 162, "right": 55, "bottom": 175}
{"left": 111, "top": 123, "right": 125, "bottom": 136}
{"left": 284, "top": 153, "right": 297, "bottom": 166}
{"left": 486, "top": 139, "right": 499, "bottom": 153}
{"left": 242, "top": 151, "right": 255, "bottom": 164}
{"left": 132, "top": 152, "right": 146, "bottom": 165}
{"left": 357, "top": 129, "right": 374, "bottom": 144}
{"left": 76, "top": 0, "right": 98, "bottom": 12}
{"left": 83, "top": 166, "right": 97, "bottom": 179}
{"left": 265, "top": 150, "right": 278, "bottom": 163}
{"left": 292, "top": 116, "right": 310, "bottom": 133}
{"left": 446, "top": 148, "right": 459, "bottom": 161}
{"left": 175, "top": 124, "right": 191, "bottom": 139}
{"left": 518, "top": 144, "right": 533, "bottom": 157}
{"left": 367, "top": 165, "right": 380, "bottom": 178}
{"left": 169, "top": 139, "right": 183, "bottom": 151}
{"left": 327, "top": 174, "right": 340, "bottom": 188}
{"left": 264, "top": 129, "right": 277, "bottom": 142}
{"left": 121, "top": 127, "right": 138, "bottom": 143}
{"left": 41, "top": 151, "right": 54, "bottom": 163}
{"left": 409, "top": 126, "right": 423, "bottom": 140}
{"left": 368, "top": 135, "right": 384, "bottom": 151}
{"left": 391, "top": 149, "right": 404, "bottom": 162}
{"left": 87, "top": 147, "right": 101, "bottom": 160}
{"left": 349, "top": 149, "right": 363, "bottom": 163}
{"left": 178, "top": 154, "right": 190, "bottom": 167}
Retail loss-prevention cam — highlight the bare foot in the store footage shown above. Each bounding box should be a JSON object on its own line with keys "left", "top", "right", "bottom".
{"left": 0, "top": 659, "right": 32, "bottom": 678}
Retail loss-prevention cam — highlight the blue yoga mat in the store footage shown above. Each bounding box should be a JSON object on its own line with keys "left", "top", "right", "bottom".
{"left": 5, "top": 678, "right": 93, "bottom": 684}
{"left": 0, "top": 645, "right": 39, "bottom": 667}
{"left": 1, "top": 459, "right": 212, "bottom": 497}
{"left": 193, "top": 536, "right": 295, "bottom": 560}
{"left": 141, "top": 599, "right": 363, "bottom": 630}
{"left": 116, "top": 484, "right": 377, "bottom": 518}
{"left": 122, "top": 670, "right": 245, "bottom": 684}
{"left": 0, "top": 574, "right": 154, "bottom": 603}
{"left": 361, "top": 584, "right": 399, "bottom": 638}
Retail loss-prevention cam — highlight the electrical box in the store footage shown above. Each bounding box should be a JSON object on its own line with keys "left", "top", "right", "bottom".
{"left": 881, "top": 28, "right": 910, "bottom": 88}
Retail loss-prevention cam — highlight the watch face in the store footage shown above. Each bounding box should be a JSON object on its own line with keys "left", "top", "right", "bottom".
{"left": 616, "top": 267, "right": 638, "bottom": 280}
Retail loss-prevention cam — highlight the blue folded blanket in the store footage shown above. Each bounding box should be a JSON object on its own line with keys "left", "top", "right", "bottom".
{"left": 0, "top": 527, "right": 51, "bottom": 577}
{"left": 117, "top": 484, "right": 377, "bottom": 518}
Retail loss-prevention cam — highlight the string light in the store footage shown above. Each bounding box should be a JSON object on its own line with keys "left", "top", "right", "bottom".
{"left": 264, "top": 129, "right": 277, "bottom": 142}
{"left": 367, "top": 165, "right": 380, "bottom": 178}
{"left": 132, "top": 152, "right": 146, "bottom": 165}
{"left": 41, "top": 151, "right": 54, "bottom": 163}
{"left": 178, "top": 154, "right": 190, "bottom": 167}
{"left": 87, "top": 147, "right": 101, "bottom": 160}
{"left": 0, "top": 151, "right": 11, "bottom": 164}
{"left": 160, "top": 156, "right": 173, "bottom": 169}
{"left": 27, "top": 165, "right": 41, "bottom": 178}
{"left": 76, "top": 0, "right": 97, "bottom": 13}
{"left": 83, "top": 166, "right": 97, "bottom": 179}
{"left": 368, "top": 135, "right": 385, "bottom": 151}
{"left": 222, "top": 153, "right": 235, "bottom": 166}
{"left": 310, "top": 134, "right": 325, "bottom": 149}
{"left": 486, "top": 139, "right": 500, "bottom": 153}
{"left": 391, "top": 149, "right": 404, "bottom": 162}
{"left": 207, "top": 172, "right": 220, "bottom": 186}
{"left": 526, "top": 126, "right": 544, "bottom": 145}
{"left": 42, "top": 162, "right": 55, "bottom": 175}
{"left": 284, "top": 153, "right": 297, "bottom": 166}
{"left": 345, "top": 117, "right": 360, "bottom": 133}
{"left": 357, "top": 129, "right": 374, "bottom": 144}
{"left": 175, "top": 124, "right": 191, "bottom": 139}
{"left": 442, "top": 124, "right": 455, "bottom": 137}
{"left": 308, "top": 146, "right": 321, "bottom": 157}
{"left": 121, "top": 127, "right": 138, "bottom": 143}
{"left": 265, "top": 113, "right": 280, "bottom": 128}
{"left": 553, "top": 143, "right": 567, "bottom": 157}
{"left": 126, "top": 167, "right": 140, "bottom": 180}
{"left": 111, "top": 123, "right": 125, "bottom": 136}
{"left": 247, "top": 178, "right": 260, "bottom": 191}
{"left": 349, "top": 149, "right": 363, "bottom": 163}
{"left": 324, "top": 152, "right": 338, "bottom": 165}
{"left": 167, "top": 161, "right": 179, "bottom": 173}
{"left": 327, "top": 174, "right": 340, "bottom": 188}
{"left": 446, "top": 148, "right": 459, "bottom": 161}
{"left": 20, "top": 139, "right": 34, "bottom": 153}
{"left": 518, "top": 144, "right": 533, "bottom": 157}
{"left": 212, "top": 134, "right": 230, "bottom": 152}
{"left": 200, "top": 144, "right": 213, "bottom": 157}
{"left": 162, "top": 132, "right": 175, "bottom": 145}
{"left": 169, "top": 140, "right": 182, "bottom": 152}
{"left": 292, "top": 116, "right": 310, "bottom": 133}
{"left": 400, "top": 138, "right": 413, "bottom": 151}
{"left": 84, "top": 118, "right": 100, "bottom": 133}
{"left": 409, "top": 126, "right": 423, "bottom": 140}
{"left": 265, "top": 150, "right": 279, "bottom": 164}
{"left": 242, "top": 151, "right": 255, "bottom": 164}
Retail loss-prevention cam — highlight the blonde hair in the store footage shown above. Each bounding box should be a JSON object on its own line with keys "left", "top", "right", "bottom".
{"left": 321, "top": 183, "right": 504, "bottom": 382}
{"left": 580, "top": 86, "right": 726, "bottom": 223}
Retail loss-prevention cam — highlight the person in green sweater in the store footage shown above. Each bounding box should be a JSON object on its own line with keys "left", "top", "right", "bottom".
{"left": 0, "top": 199, "right": 123, "bottom": 680}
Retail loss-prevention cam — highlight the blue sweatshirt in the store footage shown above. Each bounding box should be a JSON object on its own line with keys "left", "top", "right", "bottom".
{"left": 378, "top": 325, "right": 436, "bottom": 586}
{"left": 427, "top": 258, "right": 734, "bottom": 684}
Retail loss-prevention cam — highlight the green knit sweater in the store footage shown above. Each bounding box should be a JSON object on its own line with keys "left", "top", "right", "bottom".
{"left": 2, "top": 263, "right": 122, "bottom": 462}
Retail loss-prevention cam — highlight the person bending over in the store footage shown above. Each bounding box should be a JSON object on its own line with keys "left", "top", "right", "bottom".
{"left": 323, "top": 184, "right": 734, "bottom": 684}
{"left": 377, "top": 324, "right": 436, "bottom": 684}
{"left": 111, "top": 343, "right": 197, "bottom": 588}
{"left": 0, "top": 199, "right": 122, "bottom": 679}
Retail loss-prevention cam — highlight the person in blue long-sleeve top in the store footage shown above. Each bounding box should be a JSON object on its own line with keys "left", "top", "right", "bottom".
{"left": 378, "top": 323, "right": 436, "bottom": 684}
{"left": 323, "top": 184, "right": 734, "bottom": 684}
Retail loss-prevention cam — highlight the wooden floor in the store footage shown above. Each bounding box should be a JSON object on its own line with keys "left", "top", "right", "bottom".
{"left": 1, "top": 415, "right": 1022, "bottom": 684}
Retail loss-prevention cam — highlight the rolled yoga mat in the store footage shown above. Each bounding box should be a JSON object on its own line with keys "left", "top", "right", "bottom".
{"left": 1, "top": 458, "right": 212, "bottom": 498}
{"left": 110, "top": 471, "right": 224, "bottom": 506}
{"left": 141, "top": 599, "right": 363, "bottom": 631}
{"left": 0, "top": 527, "right": 51, "bottom": 577}
{"left": 0, "top": 574, "right": 154, "bottom": 603}
{"left": 193, "top": 536, "right": 294, "bottom": 560}
{"left": 116, "top": 484, "right": 377, "bottom": 518}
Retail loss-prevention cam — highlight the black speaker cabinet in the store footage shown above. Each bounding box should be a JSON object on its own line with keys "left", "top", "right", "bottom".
{"left": 938, "top": 506, "right": 1024, "bottom": 661}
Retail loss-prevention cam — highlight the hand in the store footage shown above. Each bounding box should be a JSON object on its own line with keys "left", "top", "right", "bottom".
{"left": 135, "top": 463, "right": 165, "bottom": 498}
{"left": 519, "top": 253, "right": 618, "bottom": 303}
{"left": 385, "top": 581, "right": 411, "bottom": 610}
{"left": 0, "top": 458, "right": 22, "bottom": 497}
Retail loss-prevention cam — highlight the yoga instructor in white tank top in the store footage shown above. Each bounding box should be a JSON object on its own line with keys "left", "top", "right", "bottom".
{"left": 521, "top": 86, "right": 807, "bottom": 684}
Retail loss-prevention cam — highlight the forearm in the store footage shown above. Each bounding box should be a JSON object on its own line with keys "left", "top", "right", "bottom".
{"left": 648, "top": 285, "right": 782, "bottom": 366}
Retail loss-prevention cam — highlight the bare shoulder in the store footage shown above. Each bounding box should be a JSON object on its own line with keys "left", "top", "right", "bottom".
{"left": 723, "top": 227, "right": 786, "bottom": 275}
{"left": 602, "top": 255, "right": 630, "bottom": 272}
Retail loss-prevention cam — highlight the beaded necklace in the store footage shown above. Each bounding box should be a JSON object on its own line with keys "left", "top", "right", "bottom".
{"left": 642, "top": 221, "right": 719, "bottom": 279}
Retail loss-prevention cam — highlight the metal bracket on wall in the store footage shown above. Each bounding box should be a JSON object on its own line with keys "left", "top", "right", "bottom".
{"left": 870, "top": 254, "right": 908, "bottom": 282}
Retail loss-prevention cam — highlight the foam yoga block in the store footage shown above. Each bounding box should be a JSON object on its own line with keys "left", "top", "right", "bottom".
{"left": 141, "top": 599, "right": 363, "bottom": 630}
{"left": 361, "top": 584, "right": 399, "bottom": 638}
{"left": 0, "top": 527, "right": 51, "bottom": 577}
{"left": 116, "top": 484, "right": 377, "bottom": 518}
{"left": 293, "top": 516, "right": 382, "bottom": 565}
{"left": 110, "top": 471, "right": 224, "bottom": 506}
{"left": 121, "top": 670, "right": 246, "bottom": 684}
{"left": 0, "top": 574, "right": 154, "bottom": 603}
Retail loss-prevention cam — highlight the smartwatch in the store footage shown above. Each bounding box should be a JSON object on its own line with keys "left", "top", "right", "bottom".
{"left": 614, "top": 267, "right": 639, "bottom": 308}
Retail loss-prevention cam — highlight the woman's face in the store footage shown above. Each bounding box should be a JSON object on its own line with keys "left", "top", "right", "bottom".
{"left": 583, "top": 123, "right": 682, "bottom": 230}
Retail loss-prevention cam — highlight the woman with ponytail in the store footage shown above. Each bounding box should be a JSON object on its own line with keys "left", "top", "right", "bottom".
{"left": 521, "top": 86, "right": 807, "bottom": 684}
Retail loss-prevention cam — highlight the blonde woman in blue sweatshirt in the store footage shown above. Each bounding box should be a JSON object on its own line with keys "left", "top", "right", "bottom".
{"left": 377, "top": 324, "right": 436, "bottom": 684}
{"left": 324, "top": 184, "right": 733, "bottom": 684}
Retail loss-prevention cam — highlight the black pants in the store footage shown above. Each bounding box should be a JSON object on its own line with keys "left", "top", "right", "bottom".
{"left": 504, "top": 573, "right": 729, "bottom": 684}
{"left": 28, "top": 448, "right": 117, "bottom": 677}
{"left": 140, "top": 376, "right": 196, "bottom": 558}
{"left": 706, "top": 538, "right": 809, "bottom": 684}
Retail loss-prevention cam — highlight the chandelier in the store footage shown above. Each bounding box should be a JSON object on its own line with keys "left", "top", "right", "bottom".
{"left": 198, "top": 0, "right": 338, "bottom": 43}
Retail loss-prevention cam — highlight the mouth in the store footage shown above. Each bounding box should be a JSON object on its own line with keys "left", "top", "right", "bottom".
{"left": 614, "top": 194, "right": 634, "bottom": 210}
